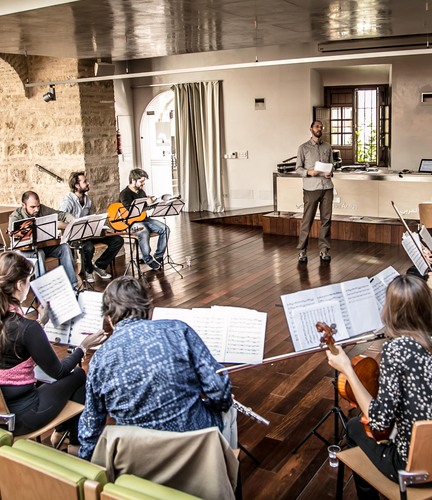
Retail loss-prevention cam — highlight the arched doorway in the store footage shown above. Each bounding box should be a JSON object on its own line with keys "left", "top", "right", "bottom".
{"left": 140, "top": 90, "right": 177, "bottom": 197}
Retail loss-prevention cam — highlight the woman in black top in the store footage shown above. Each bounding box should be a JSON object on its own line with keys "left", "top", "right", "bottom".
{"left": 0, "top": 252, "right": 104, "bottom": 445}
{"left": 327, "top": 274, "right": 432, "bottom": 499}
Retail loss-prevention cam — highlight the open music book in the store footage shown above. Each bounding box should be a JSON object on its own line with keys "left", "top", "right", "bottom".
{"left": 43, "top": 291, "right": 104, "bottom": 346}
{"left": 369, "top": 266, "right": 400, "bottom": 310}
{"left": 30, "top": 267, "right": 104, "bottom": 342}
{"left": 281, "top": 272, "right": 396, "bottom": 352}
{"left": 151, "top": 305, "right": 267, "bottom": 364}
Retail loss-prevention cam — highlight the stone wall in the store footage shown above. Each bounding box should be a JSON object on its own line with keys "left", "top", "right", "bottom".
{"left": 0, "top": 54, "right": 119, "bottom": 213}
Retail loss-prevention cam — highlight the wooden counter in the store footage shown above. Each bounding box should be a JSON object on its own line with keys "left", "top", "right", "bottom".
{"left": 274, "top": 170, "right": 432, "bottom": 219}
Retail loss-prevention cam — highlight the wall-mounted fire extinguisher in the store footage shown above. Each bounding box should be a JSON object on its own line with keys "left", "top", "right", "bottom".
{"left": 116, "top": 129, "right": 122, "bottom": 155}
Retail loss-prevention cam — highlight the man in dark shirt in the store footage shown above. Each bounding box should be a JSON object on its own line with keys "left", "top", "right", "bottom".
{"left": 9, "top": 191, "right": 78, "bottom": 288}
{"left": 119, "top": 168, "right": 169, "bottom": 270}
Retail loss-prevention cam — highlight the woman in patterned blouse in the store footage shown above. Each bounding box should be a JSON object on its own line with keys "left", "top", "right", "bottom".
{"left": 326, "top": 274, "right": 432, "bottom": 499}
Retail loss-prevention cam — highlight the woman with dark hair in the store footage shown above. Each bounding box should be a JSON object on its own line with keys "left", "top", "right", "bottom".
{"left": 0, "top": 251, "right": 105, "bottom": 449}
{"left": 326, "top": 274, "right": 432, "bottom": 499}
{"left": 78, "top": 275, "right": 236, "bottom": 461}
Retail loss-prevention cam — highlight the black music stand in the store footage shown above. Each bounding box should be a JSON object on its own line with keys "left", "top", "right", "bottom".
{"left": 61, "top": 214, "right": 107, "bottom": 289}
{"left": 10, "top": 215, "right": 58, "bottom": 314}
{"left": 110, "top": 198, "right": 148, "bottom": 279}
{"left": 291, "top": 368, "right": 348, "bottom": 453}
{"left": 152, "top": 198, "right": 185, "bottom": 278}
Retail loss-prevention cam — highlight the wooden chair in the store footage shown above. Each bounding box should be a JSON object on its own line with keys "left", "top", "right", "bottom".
{"left": 336, "top": 420, "right": 432, "bottom": 500}
{"left": 0, "top": 439, "right": 108, "bottom": 500}
{"left": 419, "top": 202, "right": 432, "bottom": 228}
{"left": 0, "top": 387, "right": 83, "bottom": 445}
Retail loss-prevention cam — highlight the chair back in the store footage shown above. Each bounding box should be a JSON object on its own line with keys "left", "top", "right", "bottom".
{"left": 0, "top": 387, "right": 16, "bottom": 431}
{"left": 91, "top": 425, "right": 239, "bottom": 500}
{"left": 419, "top": 203, "right": 432, "bottom": 228}
{"left": 0, "top": 446, "right": 99, "bottom": 500}
{"left": 406, "top": 420, "right": 432, "bottom": 475}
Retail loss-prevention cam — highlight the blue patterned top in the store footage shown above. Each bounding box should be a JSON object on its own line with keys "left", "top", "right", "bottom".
{"left": 369, "top": 336, "right": 432, "bottom": 463}
{"left": 78, "top": 317, "right": 232, "bottom": 460}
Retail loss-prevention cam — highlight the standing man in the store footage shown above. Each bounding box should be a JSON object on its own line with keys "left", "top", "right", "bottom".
{"left": 9, "top": 191, "right": 78, "bottom": 288}
{"left": 60, "top": 172, "right": 124, "bottom": 283}
{"left": 296, "top": 120, "right": 334, "bottom": 263}
{"left": 119, "top": 168, "right": 169, "bottom": 270}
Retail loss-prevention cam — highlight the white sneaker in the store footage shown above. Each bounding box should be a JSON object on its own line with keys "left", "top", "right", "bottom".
{"left": 93, "top": 266, "right": 112, "bottom": 279}
{"left": 85, "top": 272, "right": 95, "bottom": 283}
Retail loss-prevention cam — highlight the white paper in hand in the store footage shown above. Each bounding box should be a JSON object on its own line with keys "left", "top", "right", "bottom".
{"left": 314, "top": 161, "right": 333, "bottom": 173}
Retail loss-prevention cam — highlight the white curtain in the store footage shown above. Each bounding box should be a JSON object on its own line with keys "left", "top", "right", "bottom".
{"left": 173, "top": 81, "right": 224, "bottom": 212}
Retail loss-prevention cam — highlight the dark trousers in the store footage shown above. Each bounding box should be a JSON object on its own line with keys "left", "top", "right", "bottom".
{"left": 81, "top": 235, "right": 124, "bottom": 273}
{"left": 346, "top": 417, "right": 405, "bottom": 499}
{"left": 297, "top": 188, "right": 333, "bottom": 251}
{"left": 2, "top": 367, "right": 86, "bottom": 444}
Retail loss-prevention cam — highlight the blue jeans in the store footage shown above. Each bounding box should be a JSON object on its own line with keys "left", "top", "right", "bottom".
{"left": 21, "top": 243, "right": 77, "bottom": 287}
{"left": 131, "top": 217, "right": 170, "bottom": 263}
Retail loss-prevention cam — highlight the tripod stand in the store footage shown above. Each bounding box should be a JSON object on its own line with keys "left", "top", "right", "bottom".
{"left": 152, "top": 198, "right": 185, "bottom": 278}
{"left": 292, "top": 368, "right": 347, "bottom": 453}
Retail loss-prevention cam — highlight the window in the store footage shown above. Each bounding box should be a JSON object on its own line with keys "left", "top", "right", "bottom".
{"left": 315, "top": 85, "right": 390, "bottom": 166}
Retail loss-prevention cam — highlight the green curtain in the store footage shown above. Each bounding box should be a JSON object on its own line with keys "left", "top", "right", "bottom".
{"left": 173, "top": 81, "right": 224, "bottom": 212}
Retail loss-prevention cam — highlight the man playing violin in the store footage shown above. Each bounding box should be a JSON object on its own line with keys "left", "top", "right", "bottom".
{"left": 60, "top": 172, "right": 124, "bottom": 283}
{"left": 119, "top": 168, "right": 169, "bottom": 270}
{"left": 326, "top": 274, "right": 432, "bottom": 499}
{"left": 9, "top": 191, "right": 78, "bottom": 289}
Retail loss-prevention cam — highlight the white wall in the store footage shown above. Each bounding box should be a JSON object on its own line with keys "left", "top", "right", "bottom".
{"left": 114, "top": 47, "right": 432, "bottom": 210}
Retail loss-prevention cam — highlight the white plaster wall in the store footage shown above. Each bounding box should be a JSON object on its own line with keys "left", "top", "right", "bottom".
{"left": 391, "top": 55, "right": 432, "bottom": 170}
{"left": 114, "top": 47, "right": 432, "bottom": 210}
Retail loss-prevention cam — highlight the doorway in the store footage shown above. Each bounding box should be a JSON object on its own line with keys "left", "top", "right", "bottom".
{"left": 140, "top": 90, "right": 177, "bottom": 197}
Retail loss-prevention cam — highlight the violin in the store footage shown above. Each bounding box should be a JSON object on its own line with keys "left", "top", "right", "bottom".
{"left": 317, "top": 321, "right": 391, "bottom": 442}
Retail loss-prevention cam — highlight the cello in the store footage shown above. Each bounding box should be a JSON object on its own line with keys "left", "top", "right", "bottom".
{"left": 317, "top": 322, "right": 391, "bottom": 442}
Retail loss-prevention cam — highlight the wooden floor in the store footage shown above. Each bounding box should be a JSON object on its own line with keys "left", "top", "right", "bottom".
{"left": 60, "top": 212, "right": 412, "bottom": 499}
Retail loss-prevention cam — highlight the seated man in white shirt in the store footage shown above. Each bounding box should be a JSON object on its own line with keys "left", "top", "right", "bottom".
{"left": 60, "top": 172, "right": 123, "bottom": 283}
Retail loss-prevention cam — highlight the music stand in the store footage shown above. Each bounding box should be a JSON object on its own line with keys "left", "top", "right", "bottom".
{"left": 392, "top": 200, "right": 432, "bottom": 275}
{"left": 61, "top": 214, "right": 108, "bottom": 289}
{"left": 109, "top": 198, "right": 149, "bottom": 279}
{"left": 152, "top": 198, "right": 185, "bottom": 278}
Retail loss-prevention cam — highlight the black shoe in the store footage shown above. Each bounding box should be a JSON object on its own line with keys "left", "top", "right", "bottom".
{"left": 138, "top": 258, "right": 145, "bottom": 265}
{"left": 146, "top": 259, "right": 161, "bottom": 270}
{"left": 298, "top": 250, "right": 308, "bottom": 263}
{"left": 320, "top": 249, "right": 331, "bottom": 261}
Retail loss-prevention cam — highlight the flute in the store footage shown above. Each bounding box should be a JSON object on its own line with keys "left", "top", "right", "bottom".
{"left": 232, "top": 399, "right": 270, "bottom": 426}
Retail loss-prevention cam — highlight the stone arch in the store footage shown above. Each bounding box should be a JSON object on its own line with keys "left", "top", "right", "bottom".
{"left": 0, "top": 53, "right": 29, "bottom": 97}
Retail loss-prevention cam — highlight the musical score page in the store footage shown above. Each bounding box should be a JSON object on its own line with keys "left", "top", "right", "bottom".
{"left": 68, "top": 291, "right": 104, "bottom": 346}
{"left": 30, "top": 266, "right": 81, "bottom": 327}
{"left": 152, "top": 306, "right": 266, "bottom": 363}
{"left": 281, "top": 277, "right": 383, "bottom": 352}
{"left": 402, "top": 231, "right": 429, "bottom": 275}
{"left": 369, "top": 266, "right": 400, "bottom": 310}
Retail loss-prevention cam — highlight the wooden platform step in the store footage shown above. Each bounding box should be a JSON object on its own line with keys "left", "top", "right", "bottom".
{"left": 190, "top": 208, "right": 417, "bottom": 244}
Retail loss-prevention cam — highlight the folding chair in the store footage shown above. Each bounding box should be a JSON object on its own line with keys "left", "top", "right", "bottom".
{"left": 336, "top": 420, "right": 432, "bottom": 500}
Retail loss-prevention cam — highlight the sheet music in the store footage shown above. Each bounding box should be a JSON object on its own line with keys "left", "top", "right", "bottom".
{"left": 35, "top": 213, "right": 58, "bottom": 242}
{"left": 281, "top": 277, "right": 382, "bottom": 352}
{"left": 151, "top": 306, "right": 266, "bottom": 363}
{"left": 402, "top": 231, "right": 429, "bottom": 275}
{"left": 369, "top": 266, "right": 400, "bottom": 310}
{"left": 61, "top": 213, "right": 107, "bottom": 244}
{"left": 289, "top": 300, "right": 348, "bottom": 351}
{"left": 42, "top": 291, "right": 103, "bottom": 346}
{"left": 69, "top": 291, "right": 104, "bottom": 346}
{"left": 30, "top": 266, "right": 81, "bottom": 327}
{"left": 419, "top": 225, "right": 432, "bottom": 251}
